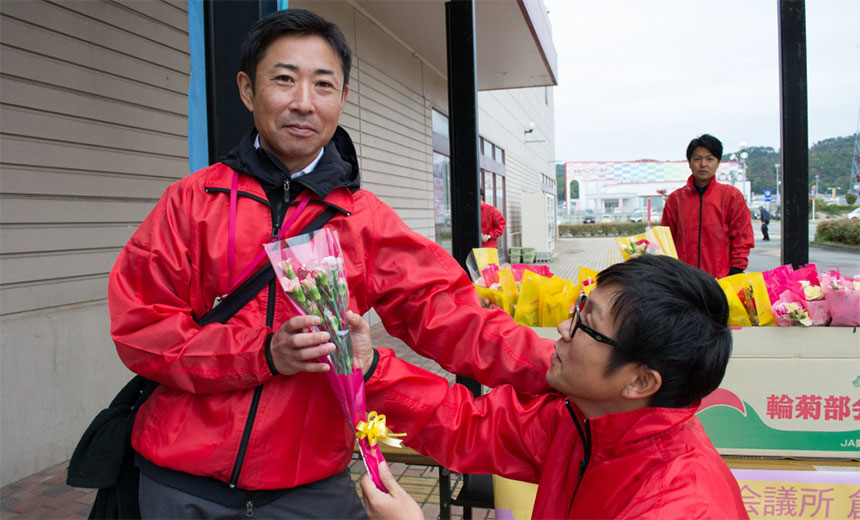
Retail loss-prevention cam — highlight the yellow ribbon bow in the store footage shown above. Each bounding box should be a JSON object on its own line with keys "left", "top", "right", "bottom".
{"left": 356, "top": 411, "right": 406, "bottom": 448}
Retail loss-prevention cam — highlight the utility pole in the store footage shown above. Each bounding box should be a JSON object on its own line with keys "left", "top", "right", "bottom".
{"left": 775, "top": 163, "right": 781, "bottom": 202}
{"left": 812, "top": 174, "right": 819, "bottom": 219}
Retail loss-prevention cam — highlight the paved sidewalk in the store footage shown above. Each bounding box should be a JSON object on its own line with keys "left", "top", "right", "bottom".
{"left": 0, "top": 238, "right": 607, "bottom": 520}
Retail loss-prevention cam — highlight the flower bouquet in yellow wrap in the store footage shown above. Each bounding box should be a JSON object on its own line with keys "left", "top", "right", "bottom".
{"left": 717, "top": 272, "right": 775, "bottom": 327}
{"left": 264, "top": 228, "right": 402, "bottom": 492}
{"left": 469, "top": 248, "right": 519, "bottom": 315}
{"left": 514, "top": 270, "right": 544, "bottom": 325}
{"left": 539, "top": 276, "right": 579, "bottom": 327}
{"left": 615, "top": 226, "right": 678, "bottom": 261}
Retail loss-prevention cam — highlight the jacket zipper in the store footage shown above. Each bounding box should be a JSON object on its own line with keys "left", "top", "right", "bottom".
{"left": 697, "top": 189, "right": 704, "bottom": 268}
{"left": 566, "top": 400, "right": 592, "bottom": 513}
{"left": 228, "top": 179, "right": 290, "bottom": 489}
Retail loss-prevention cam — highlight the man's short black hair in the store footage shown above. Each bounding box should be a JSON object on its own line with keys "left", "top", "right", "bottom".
{"left": 686, "top": 134, "right": 723, "bottom": 161}
{"left": 239, "top": 9, "right": 352, "bottom": 90}
{"left": 597, "top": 255, "right": 732, "bottom": 408}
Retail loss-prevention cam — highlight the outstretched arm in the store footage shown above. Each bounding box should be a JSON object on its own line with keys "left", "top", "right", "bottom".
{"left": 363, "top": 194, "right": 554, "bottom": 395}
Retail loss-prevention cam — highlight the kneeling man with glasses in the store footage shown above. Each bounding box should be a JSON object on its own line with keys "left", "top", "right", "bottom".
{"left": 345, "top": 255, "right": 748, "bottom": 519}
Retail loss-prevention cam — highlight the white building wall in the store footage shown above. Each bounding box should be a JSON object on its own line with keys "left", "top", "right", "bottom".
{"left": 478, "top": 87, "right": 556, "bottom": 247}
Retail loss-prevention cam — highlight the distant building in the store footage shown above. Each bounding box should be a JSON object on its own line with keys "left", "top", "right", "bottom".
{"left": 563, "top": 160, "right": 750, "bottom": 215}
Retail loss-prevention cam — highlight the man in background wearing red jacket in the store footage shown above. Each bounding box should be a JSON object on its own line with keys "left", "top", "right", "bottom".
{"left": 662, "top": 134, "right": 754, "bottom": 278}
{"left": 481, "top": 189, "right": 506, "bottom": 248}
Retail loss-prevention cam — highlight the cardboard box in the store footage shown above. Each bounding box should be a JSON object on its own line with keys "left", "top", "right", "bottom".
{"left": 531, "top": 327, "right": 860, "bottom": 460}
{"left": 699, "top": 327, "right": 859, "bottom": 460}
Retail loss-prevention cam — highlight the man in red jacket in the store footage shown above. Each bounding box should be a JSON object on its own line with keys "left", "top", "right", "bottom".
{"left": 662, "top": 134, "right": 754, "bottom": 278}
{"left": 108, "top": 9, "right": 553, "bottom": 519}
{"left": 481, "top": 189, "right": 506, "bottom": 248}
{"left": 354, "top": 255, "right": 749, "bottom": 519}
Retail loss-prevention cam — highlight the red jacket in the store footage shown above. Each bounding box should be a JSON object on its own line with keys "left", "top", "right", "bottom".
{"left": 481, "top": 201, "right": 506, "bottom": 248}
{"left": 108, "top": 129, "right": 553, "bottom": 490}
{"left": 661, "top": 176, "right": 754, "bottom": 278}
{"left": 367, "top": 348, "right": 749, "bottom": 519}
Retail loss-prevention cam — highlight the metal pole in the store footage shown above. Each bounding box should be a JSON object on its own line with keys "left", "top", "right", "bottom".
{"left": 445, "top": 0, "right": 482, "bottom": 400}
{"left": 778, "top": 0, "right": 809, "bottom": 268}
{"left": 446, "top": 0, "right": 481, "bottom": 272}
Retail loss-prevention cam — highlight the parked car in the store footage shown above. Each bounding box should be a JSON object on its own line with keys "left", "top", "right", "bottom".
{"left": 847, "top": 207, "right": 860, "bottom": 219}
{"left": 582, "top": 214, "right": 596, "bottom": 224}
{"left": 629, "top": 212, "right": 643, "bottom": 223}
{"left": 751, "top": 209, "right": 761, "bottom": 220}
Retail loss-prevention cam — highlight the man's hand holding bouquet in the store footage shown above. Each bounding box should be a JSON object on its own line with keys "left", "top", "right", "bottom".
{"left": 264, "top": 229, "right": 402, "bottom": 492}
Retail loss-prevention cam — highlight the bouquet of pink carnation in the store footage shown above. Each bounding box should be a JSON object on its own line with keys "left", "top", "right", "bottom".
{"left": 771, "top": 290, "right": 813, "bottom": 326}
{"left": 818, "top": 270, "right": 860, "bottom": 326}
{"left": 264, "top": 228, "right": 402, "bottom": 491}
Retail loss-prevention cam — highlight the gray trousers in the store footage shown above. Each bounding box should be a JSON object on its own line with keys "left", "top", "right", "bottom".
{"left": 138, "top": 470, "right": 366, "bottom": 519}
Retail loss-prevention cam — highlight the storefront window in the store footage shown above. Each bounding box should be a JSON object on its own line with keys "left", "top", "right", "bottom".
{"left": 433, "top": 152, "right": 452, "bottom": 254}
{"left": 432, "top": 110, "right": 449, "bottom": 139}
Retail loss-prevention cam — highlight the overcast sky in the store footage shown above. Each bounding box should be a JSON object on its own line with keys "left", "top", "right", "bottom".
{"left": 544, "top": 0, "right": 860, "bottom": 162}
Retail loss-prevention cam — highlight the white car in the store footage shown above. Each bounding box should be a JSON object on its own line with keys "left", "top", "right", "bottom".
{"left": 847, "top": 207, "right": 860, "bottom": 219}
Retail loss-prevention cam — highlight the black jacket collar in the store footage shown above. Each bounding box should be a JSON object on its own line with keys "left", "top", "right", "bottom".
{"left": 221, "top": 126, "right": 361, "bottom": 199}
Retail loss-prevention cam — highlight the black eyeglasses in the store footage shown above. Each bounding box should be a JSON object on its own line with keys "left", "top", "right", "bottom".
{"left": 568, "top": 293, "right": 619, "bottom": 347}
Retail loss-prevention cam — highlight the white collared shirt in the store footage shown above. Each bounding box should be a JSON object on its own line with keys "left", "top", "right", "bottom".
{"left": 254, "top": 134, "right": 324, "bottom": 179}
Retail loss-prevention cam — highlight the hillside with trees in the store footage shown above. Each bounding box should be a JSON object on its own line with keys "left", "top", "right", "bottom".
{"left": 725, "top": 134, "right": 855, "bottom": 196}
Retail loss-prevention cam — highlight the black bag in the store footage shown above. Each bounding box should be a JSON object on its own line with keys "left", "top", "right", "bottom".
{"left": 67, "top": 207, "right": 337, "bottom": 519}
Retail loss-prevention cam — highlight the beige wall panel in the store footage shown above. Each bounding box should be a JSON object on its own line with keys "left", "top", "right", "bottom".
{"left": 361, "top": 171, "right": 428, "bottom": 192}
{"left": 357, "top": 71, "right": 424, "bottom": 125}
{"left": 0, "top": 48, "right": 186, "bottom": 115}
{"left": 422, "top": 63, "right": 448, "bottom": 111}
{"left": 0, "top": 16, "right": 188, "bottom": 93}
{"left": 160, "top": 0, "right": 188, "bottom": 13}
{"left": 1, "top": 136, "right": 187, "bottom": 178}
{"left": 1, "top": 303, "right": 131, "bottom": 485}
{"left": 360, "top": 145, "right": 427, "bottom": 174}
{"left": 377, "top": 208, "right": 434, "bottom": 223}
{"left": 342, "top": 96, "right": 361, "bottom": 119}
{"left": 354, "top": 14, "right": 423, "bottom": 95}
{"left": 1, "top": 249, "right": 118, "bottom": 285}
{"left": 358, "top": 96, "right": 426, "bottom": 139}
{"left": 357, "top": 183, "right": 429, "bottom": 203}
{"left": 0, "top": 198, "right": 158, "bottom": 225}
{"left": 0, "top": 0, "right": 188, "bottom": 72}
{"left": 359, "top": 112, "right": 425, "bottom": 147}
{"left": 360, "top": 158, "right": 427, "bottom": 186}
{"left": 51, "top": 1, "right": 187, "bottom": 53}
{"left": 0, "top": 0, "right": 190, "bottom": 485}
{"left": 354, "top": 118, "right": 424, "bottom": 150}
{"left": 0, "top": 78, "right": 187, "bottom": 136}
{"left": 1, "top": 107, "right": 187, "bottom": 158}
{"left": 361, "top": 133, "right": 427, "bottom": 165}
{"left": 1, "top": 276, "right": 109, "bottom": 315}
{"left": 120, "top": 0, "right": 188, "bottom": 32}
{"left": 1, "top": 167, "right": 177, "bottom": 199}
{"left": 289, "top": 1, "right": 356, "bottom": 52}
{"left": 357, "top": 61, "right": 424, "bottom": 110}
{"left": 0, "top": 224, "right": 135, "bottom": 255}
{"left": 338, "top": 112, "right": 361, "bottom": 136}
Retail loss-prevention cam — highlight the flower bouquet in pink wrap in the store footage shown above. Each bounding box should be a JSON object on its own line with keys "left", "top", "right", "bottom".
{"left": 264, "top": 228, "right": 403, "bottom": 491}
{"left": 792, "top": 265, "right": 830, "bottom": 326}
{"left": 763, "top": 264, "right": 830, "bottom": 326}
{"left": 771, "top": 290, "right": 813, "bottom": 326}
{"left": 818, "top": 270, "right": 860, "bottom": 327}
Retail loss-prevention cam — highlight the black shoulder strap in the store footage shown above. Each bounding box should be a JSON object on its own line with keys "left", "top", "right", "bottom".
{"left": 196, "top": 206, "right": 339, "bottom": 326}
